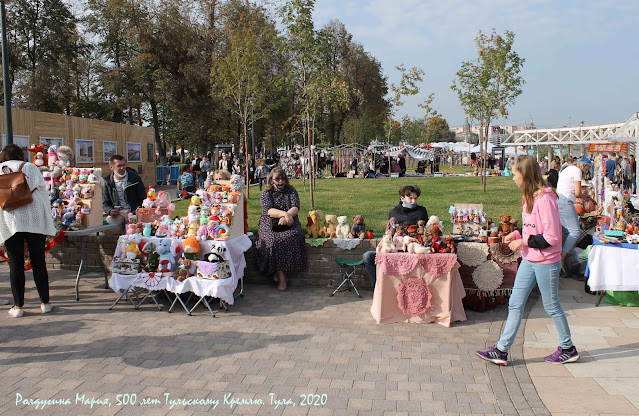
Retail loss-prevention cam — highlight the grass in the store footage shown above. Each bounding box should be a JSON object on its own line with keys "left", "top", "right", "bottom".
{"left": 175, "top": 174, "right": 523, "bottom": 236}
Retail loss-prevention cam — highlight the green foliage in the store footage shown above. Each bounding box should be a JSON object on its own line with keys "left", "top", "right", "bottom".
{"left": 451, "top": 29, "right": 525, "bottom": 191}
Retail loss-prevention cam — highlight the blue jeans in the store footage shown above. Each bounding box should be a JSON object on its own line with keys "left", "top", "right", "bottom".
{"left": 363, "top": 251, "right": 377, "bottom": 287}
{"left": 497, "top": 259, "right": 572, "bottom": 352}
{"left": 557, "top": 195, "right": 581, "bottom": 254}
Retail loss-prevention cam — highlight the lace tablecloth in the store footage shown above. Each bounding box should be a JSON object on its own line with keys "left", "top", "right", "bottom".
{"left": 371, "top": 253, "right": 466, "bottom": 327}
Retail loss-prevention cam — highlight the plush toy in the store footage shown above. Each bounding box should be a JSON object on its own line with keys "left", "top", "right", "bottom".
{"left": 212, "top": 242, "right": 227, "bottom": 260}
{"left": 182, "top": 235, "right": 200, "bottom": 260}
{"left": 335, "top": 216, "right": 350, "bottom": 239}
{"left": 351, "top": 215, "right": 366, "bottom": 239}
{"left": 123, "top": 234, "right": 142, "bottom": 260}
{"left": 142, "top": 223, "right": 152, "bottom": 237}
{"left": 156, "top": 239, "right": 174, "bottom": 272}
{"left": 430, "top": 224, "right": 443, "bottom": 253}
{"left": 443, "top": 236, "right": 456, "bottom": 254}
{"left": 175, "top": 257, "right": 194, "bottom": 281}
{"left": 498, "top": 215, "right": 518, "bottom": 235}
{"left": 305, "top": 210, "right": 325, "bottom": 238}
{"left": 386, "top": 217, "right": 398, "bottom": 236}
{"left": 47, "top": 145, "right": 58, "bottom": 169}
{"left": 126, "top": 223, "right": 136, "bottom": 235}
{"left": 27, "top": 144, "right": 46, "bottom": 165}
{"left": 34, "top": 152, "right": 45, "bottom": 168}
{"left": 377, "top": 234, "right": 397, "bottom": 253}
{"left": 139, "top": 241, "right": 156, "bottom": 268}
{"left": 56, "top": 145, "right": 74, "bottom": 168}
{"left": 324, "top": 214, "right": 337, "bottom": 238}
{"left": 209, "top": 205, "right": 221, "bottom": 222}
{"left": 416, "top": 220, "right": 426, "bottom": 236}
{"left": 407, "top": 241, "right": 430, "bottom": 254}
{"left": 197, "top": 224, "right": 209, "bottom": 241}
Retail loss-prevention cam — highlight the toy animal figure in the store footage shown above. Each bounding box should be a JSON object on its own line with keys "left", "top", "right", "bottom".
{"left": 182, "top": 235, "right": 200, "bottom": 260}
{"left": 498, "top": 215, "right": 518, "bottom": 235}
{"left": 34, "top": 152, "right": 45, "bottom": 168}
{"left": 56, "top": 145, "right": 74, "bottom": 168}
{"left": 47, "top": 145, "right": 58, "bottom": 170}
{"left": 27, "top": 143, "right": 46, "bottom": 165}
{"left": 443, "top": 236, "right": 456, "bottom": 253}
{"left": 430, "top": 224, "right": 443, "bottom": 253}
{"left": 123, "top": 235, "right": 142, "bottom": 260}
{"left": 377, "top": 234, "right": 397, "bottom": 253}
{"left": 142, "top": 223, "right": 152, "bottom": 237}
{"left": 386, "top": 217, "right": 398, "bottom": 236}
{"left": 417, "top": 219, "right": 426, "bottom": 236}
{"left": 324, "top": 214, "right": 338, "bottom": 238}
{"left": 197, "top": 224, "right": 209, "bottom": 241}
{"left": 157, "top": 240, "right": 175, "bottom": 273}
{"left": 335, "top": 216, "right": 350, "bottom": 239}
{"left": 351, "top": 215, "right": 366, "bottom": 239}
{"left": 407, "top": 241, "right": 431, "bottom": 254}
{"left": 305, "top": 210, "right": 325, "bottom": 238}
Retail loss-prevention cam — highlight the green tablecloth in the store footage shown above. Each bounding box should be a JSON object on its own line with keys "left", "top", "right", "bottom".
{"left": 605, "top": 291, "right": 639, "bottom": 307}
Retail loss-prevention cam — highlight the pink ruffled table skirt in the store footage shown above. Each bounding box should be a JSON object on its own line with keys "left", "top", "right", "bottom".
{"left": 371, "top": 252, "right": 467, "bottom": 327}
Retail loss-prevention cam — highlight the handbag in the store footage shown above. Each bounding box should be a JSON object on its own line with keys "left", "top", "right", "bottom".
{"left": 268, "top": 191, "right": 292, "bottom": 232}
{"left": 0, "top": 162, "right": 35, "bottom": 210}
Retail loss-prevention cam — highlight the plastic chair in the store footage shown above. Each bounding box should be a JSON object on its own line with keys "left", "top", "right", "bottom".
{"left": 331, "top": 257, "right": 362, "bottom": 298}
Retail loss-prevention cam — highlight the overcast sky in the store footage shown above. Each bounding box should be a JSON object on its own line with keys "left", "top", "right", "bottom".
{"left": 311, "top": 0, "right": 639, "bottom": 129}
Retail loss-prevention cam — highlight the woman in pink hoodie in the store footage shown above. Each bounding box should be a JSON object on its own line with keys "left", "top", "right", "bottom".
{"left": 476, "top": 155, "right": 579, "bottom": 366}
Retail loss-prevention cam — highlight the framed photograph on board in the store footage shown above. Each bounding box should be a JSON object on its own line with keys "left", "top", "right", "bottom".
{"left": 75, "top": 139, "right": 95, "bottom": 164}
{"left": 39, "top": 137, "right": 63, "bottom": 149}
{"left": 1, "top": 135, "right": 30, "bottom": 155}
{"left": 103, "top": 141, "right": 117, "bottom": 163}
{"left": 127, "top": 142, "right": 141, "bottom": 162}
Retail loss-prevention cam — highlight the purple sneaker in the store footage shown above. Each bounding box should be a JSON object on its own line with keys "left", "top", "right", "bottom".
{"left": 476, "top": 345, "right": 508, "bottom": 366}
{"left": 545, "top": 346, "right": 579, "bottom": 364}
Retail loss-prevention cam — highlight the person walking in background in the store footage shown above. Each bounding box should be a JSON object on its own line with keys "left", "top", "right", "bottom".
{"left": 547, "top": 160, "right": 560, "bottom": 189}
{"left": 255, "top": 167, "right": 306, "bottom": 291}
{"left": 177, "top": 164, "right": 196, "bottom": 199}
{"left": 630, "top": 154, "right": 636, "bottom": 193}
{"left": 0, "top": 144, "right": 56, "bottom": 317}
{"left": 254, "top": 159, "right": 269, "bottom": 191}
{"left": 198, "top": 155, "right": 211, "bottom": 189}
{"left": 232, "top": 159, "right": 241, "bottom": 176}
{"left": 604, "top": 152, "right": 617, "bottom": 182}
{"left": 477, "top": 155, "right": 579, "bottom": 366}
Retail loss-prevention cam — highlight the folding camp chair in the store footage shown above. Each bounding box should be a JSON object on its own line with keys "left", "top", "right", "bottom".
{"left": 331, "top": 257, "right": 362, "bottom": 298}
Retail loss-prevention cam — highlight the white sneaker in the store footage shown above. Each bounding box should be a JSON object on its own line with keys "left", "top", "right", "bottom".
{"left": 41, "top": 303, "right": 52, "bottom": 313}
{"left": 8, "top": 307, "right": 23, "bottom": 318}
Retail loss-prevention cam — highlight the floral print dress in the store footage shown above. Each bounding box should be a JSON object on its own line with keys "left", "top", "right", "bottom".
{"left": 255, "top": 186, "right": 307, "bottom": 274}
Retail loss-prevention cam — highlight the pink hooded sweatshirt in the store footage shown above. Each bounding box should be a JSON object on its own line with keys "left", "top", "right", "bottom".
{"left": 512, "top": 187, "right": 562, "bottom": 264}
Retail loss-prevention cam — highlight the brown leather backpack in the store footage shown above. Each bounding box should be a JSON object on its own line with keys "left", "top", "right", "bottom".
{"left": 0, "top": 162, "right": 35, "bottom": 210}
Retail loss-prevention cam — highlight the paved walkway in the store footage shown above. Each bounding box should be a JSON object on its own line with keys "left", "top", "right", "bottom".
{"left": 0, "top": 264, "right": 637, "bottom": 415}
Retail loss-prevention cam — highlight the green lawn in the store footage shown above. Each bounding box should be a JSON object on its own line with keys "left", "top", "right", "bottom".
{"left": 175, "top": 175, "right": 522, "bottom": 236}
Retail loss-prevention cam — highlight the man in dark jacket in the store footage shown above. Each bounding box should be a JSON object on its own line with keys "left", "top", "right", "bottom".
{"left": 103, "top": 154, "right": 146, "bottom": 225}
{"left": 362, "top": 185, "right": 429, "bottom": 286}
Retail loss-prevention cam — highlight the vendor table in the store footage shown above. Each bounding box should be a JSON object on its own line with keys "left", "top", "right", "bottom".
{"left": 65, "top": 223, "right": 119, "bottom": 301}
{"left": 109, "top": 234, "right": 252, "bottom": 315}
{"left": 371, "top": 252, "right": 466, "bottom": 327}
{"left": 586, "top": 238, "right": 639, "bottom": 305}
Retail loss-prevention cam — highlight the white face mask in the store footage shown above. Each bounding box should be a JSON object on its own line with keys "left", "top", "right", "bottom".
{"left": 114, "top": 171, "right": 126, "bottom": 180}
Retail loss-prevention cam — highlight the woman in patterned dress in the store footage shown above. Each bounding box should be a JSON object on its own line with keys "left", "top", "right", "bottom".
{"left": 255, "top": 167, "right": 306, "bottom": 290}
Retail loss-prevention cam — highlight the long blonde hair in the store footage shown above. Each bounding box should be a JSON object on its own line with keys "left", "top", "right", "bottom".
{"left": 514, "top": 155, "right": 550, "bottom": 213}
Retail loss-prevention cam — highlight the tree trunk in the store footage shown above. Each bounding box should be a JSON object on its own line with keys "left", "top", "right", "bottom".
{"left": 243, "top": 118, "right": 250, "bottom": 199}
{"left": 307, "top": 109, "right": 314, "bottom": 207}
{"left": 150, "top": 98, "right": 167, "bottom": 165}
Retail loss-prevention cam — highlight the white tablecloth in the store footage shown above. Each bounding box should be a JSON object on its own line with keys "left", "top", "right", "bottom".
{"left": 587, "top": 244, "right": 639, "bottom": 291}
{"left": 109, "top": 234, "right": 252, "bottom": 304}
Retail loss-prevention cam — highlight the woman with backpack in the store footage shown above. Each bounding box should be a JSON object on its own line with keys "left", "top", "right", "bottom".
{"left": 0, "top": 144, "right": 56, "bottom": 317}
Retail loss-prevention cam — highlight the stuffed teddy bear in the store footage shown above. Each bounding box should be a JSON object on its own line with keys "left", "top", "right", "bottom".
{"left": 386, "top": 217, "right": 398, "bottom": 236}
{"left": 430, "top": 224, "right": 443, "bottom": 253}
{"left": 377, "top": 234, "right": 397, "bottom": 253}
{"left": 305, "top": 210, "right": 325, "bottom": 238}
{"left": 407, "top": 240, "right": 431, "bottom": 254}
{"left": 324, "top": 214, "right": 337, "bottom": 238}
{"left": 335, "top": 216, "right": 350, "bottom": 239}
{"left": 123, "top": 234, "right": 142, "bottom": 260}
{"left": 498, "top": 215, "right": 518, "bottom": 235}
{"left": 351, "top": 215, "right": 366, "bottom": 239}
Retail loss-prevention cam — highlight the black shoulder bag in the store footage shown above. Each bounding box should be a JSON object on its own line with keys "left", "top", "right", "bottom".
{"left": 269, "top": 191, "right": 292, "bottom": 232}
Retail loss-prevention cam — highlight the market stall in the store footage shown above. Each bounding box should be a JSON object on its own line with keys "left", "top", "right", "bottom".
{"left": 371, "top": 252, "right": 466, "bottom": 327}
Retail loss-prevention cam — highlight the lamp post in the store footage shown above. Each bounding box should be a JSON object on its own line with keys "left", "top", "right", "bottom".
{"left": 1, "top": 0, "right": 12, "bottom": 144}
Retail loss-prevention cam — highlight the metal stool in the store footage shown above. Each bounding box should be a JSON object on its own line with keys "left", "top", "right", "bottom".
{"left": 331, "top": 257, "right": 362, "bottom": 298}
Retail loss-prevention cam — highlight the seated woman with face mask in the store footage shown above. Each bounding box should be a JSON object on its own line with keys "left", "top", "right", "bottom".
{"left": 362, "top": 185, "right": 429, "bottom": 287}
